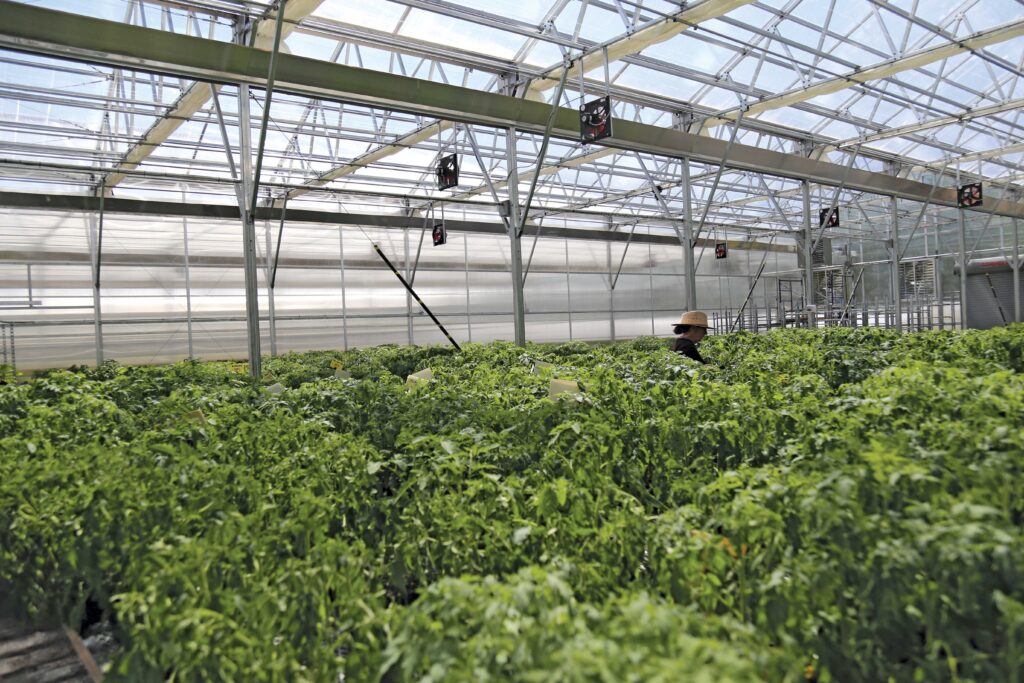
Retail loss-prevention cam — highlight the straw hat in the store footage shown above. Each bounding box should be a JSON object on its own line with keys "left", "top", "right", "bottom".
{"left": 672, "top": 311, "right": 712, "bottom": 329}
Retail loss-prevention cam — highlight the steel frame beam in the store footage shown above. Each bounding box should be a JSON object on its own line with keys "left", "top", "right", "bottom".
{"left": 393, "top": 0, "right": 1024, "bottom": 157}
{"left": 7, "top": 4, "right": 1023, "bottom": 219}
{"left": 890, "top": 194, "right": 902, "bottom": 332}
{"left": 524, "top": 0, "right": 754, "bottom": 97}
{"left": 4, "top": 2, "right": 1021, "bottom": 198}
{"left": 833, "top": 97, "right": 1024, "bottom": 150}
{"left": 506, "top": 127, "right": 526, "bottom": 346}
{"left": 868, "top": 0, "right": 1024, "bottom": 80}
{"left": 702, "top": 18, "right": 1024, "bottom": 128}
{"left": 100, "top": 0, "right": 325, "bottom": 190}
{"left": 14, "top": 242, "right": 1013, "bottom": 274}
{"left": 1, "top": 190, "right": 797, "bottom": 250}
{"left": 281, "top": 0, "right": 751, "bottom": 210}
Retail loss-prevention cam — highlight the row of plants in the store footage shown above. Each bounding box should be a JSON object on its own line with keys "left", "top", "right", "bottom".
{"left": 1, "top": 326, "right": 1022, "bottom": 681}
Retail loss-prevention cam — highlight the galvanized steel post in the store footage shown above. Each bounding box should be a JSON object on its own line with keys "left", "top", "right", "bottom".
{"left": 338, "top": 226, "right": 349, "bottom": 351}
{"left": 956, "top": 169, "right": 968, "bottom": 329}
{"left": 239, "top": 82, "right": 262, "bottom": 377}
{"left": 682, "top": 157, "right": 697, "bottom": 310}
{"left": 506, "top": 127, "right": 526, "bottom": 346}
{"left": 1013, "top": 214, "right": 1020, "bottom": 323}
{"left": 890, "top": 195, "right": 902, "bottom": 332}
{"left": 88, "top": 192, "right": 105, "bottom": 365}
{"left": 802, "top": 180, "right": 813, "bottom": 327}
{"left": 182, "top": 206, "right": 194, "bottom": 358}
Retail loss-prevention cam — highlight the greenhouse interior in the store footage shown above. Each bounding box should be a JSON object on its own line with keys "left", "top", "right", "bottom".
{"left": 1, "top": 0, "right": 1023, "bottom": 680}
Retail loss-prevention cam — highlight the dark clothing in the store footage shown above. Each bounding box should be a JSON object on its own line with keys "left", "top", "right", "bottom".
{"left": 671, "top": 337, "right": 706, "bottom": 364}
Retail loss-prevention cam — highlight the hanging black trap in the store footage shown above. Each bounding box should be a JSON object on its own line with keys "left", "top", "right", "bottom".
{"left": 819, "top": 207, "right": 840, "bottom": 228}
{"left": 579, "top": 96, "right": 613, "bottom": 144}
{"left": 436, "top": 153, "right": 459, "bottom": 190}
{"left": 957, "top": 182, "right": 982, "bottom": 208}
{"left": 432, "top": 222, "right": 447, "bottom": 246}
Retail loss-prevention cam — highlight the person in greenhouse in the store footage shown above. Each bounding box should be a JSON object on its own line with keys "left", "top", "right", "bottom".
{"left": 670, "top": 311, "right": 711, "bottom": 364}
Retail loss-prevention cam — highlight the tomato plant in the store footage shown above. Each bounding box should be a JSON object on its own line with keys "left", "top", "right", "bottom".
{"left": 1, "top": 325, "right": 1022, "bottom": 681}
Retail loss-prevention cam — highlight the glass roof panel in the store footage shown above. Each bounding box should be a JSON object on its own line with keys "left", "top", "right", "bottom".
{"left": 813, "top": 119, "right": 863, "bottom": 141}
{"left": 646, "top": 32, "right": 735, "bottom": 78}
{"left": 854, "top": 94, "right": 906, "bottom": 124}
{"left": 450, "top": 0, "right": 555, "bottom": 26}
{"left": 520, "top": 40, "right": 564, "bottom": 71}
{"left": 752, "top": 107, "right": 829, "bottom": 131}
{"left": 612, "top": 64, "right": 704, "bottom": 102}
{"left": 559, "top": 4, "right": 632, "bottom": 45}
{"left": 985, "top": 34, "right": 1024, "bottom": 64}
{"left": 316, "top": 0, "right": 409, "bottom": 32}
{"left": 398, "top": 9, "right": 523, "bottom": 61}
{"left": 957, "top": 0, "right": 1024, "bottom": 31}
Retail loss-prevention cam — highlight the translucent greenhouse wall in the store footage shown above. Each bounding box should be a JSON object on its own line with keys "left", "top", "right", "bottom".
{"left": 0, "top": 208, "right": 794, "bottom": 370}
{"left": 2, "top": 194, "right": 1019, "bottom": 371}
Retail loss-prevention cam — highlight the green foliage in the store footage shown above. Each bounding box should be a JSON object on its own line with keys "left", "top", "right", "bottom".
{"left": 380, "top": 566, "right": 802, "bottom": 682}
{"left": 1, "top": 324, "right": 1023, "bottom": 681}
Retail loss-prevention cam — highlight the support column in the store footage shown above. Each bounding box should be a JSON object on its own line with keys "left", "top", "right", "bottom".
{"left": 182, "top": 209, "right": 194, "bottom": 358}
{"left": 607, "top": 231, "right": 615, "bottom": 342}
{"left": 87, "top": 199, "right": 104, "bottom": 365}
{"left": 243, "top": 5, "right": 286, "bottom": 374}
{"left": 802, "top": 180, "right": 814, "bottom": 327}
{"left": 239, "top": 83, "right": 262, "bottom": 377}
{"left": 265, "top": 221, "right": 278, "bottom": 356}
{"left": 648, "top": 243, "right": 655, "bottom": 334}
{"left": 506, "top": 127, "right": 526, "bottom": 346}
{"left": 778, "top": 280, "right": 785, "bottom": 328}
{"left": 1013, "top": 215, "right": 1020, "bottom": 323}
{"left": 957, "top": 204, "right": 969, "bottom": 330}
{"left": 464, "top": 232, "right": 472, "bottom": 343}
{"left": 890, "top": 195, "right": 902, "bottom": 332}
{"left": 405, "top": 227, "right": 413, "bottom": 345}
{"left": 681, "top": 157, "right": 697, "bottom": 310}
{"left": 338, "top": 227, "right": 349, "bottom": 351}
{"left": 1, "top": 322, "right": 10, "bottom": 373}
{"left": 565, "top": 239, "right": 573, "bottom": 340}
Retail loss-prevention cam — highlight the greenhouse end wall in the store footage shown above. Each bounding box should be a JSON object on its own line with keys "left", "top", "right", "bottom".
{"left": 1, "top": 210, "right": 792, "bottom": 370}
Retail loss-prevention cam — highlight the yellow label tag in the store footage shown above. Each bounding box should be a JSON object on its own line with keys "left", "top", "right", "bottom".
{"left": 531, "top": 361, "right": 555, "bottom": 376}
{"left": 406, "top": 368, "right": 433, "bottom": 388}
{"left": 548, "top": 379, "right": 581, "bottom": 400}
